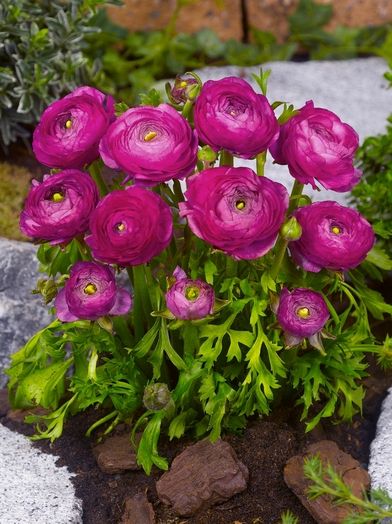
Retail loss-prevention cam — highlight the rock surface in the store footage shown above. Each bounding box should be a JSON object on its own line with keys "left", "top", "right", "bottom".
{"left": 93, "top": 434, "right": 140, "bottom": 474}
{"left": 284, "top": 440, "right": 370, "bottom": 524}
{"left": 0, "top": 238, "right": 51, "bottom": 387}
{"left": 0, "top": 423, "right": 83, "bottom": 524}
{"left": 156, "top": 438, "right": 248, "bottom": 516}
{"left": 121, "top": 492, "right": 155, "bottom": 524}
{"left": 369, "top": 387, "right": 392, "bottom": 497}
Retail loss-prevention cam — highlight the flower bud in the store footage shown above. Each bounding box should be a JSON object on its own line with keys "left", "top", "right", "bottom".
{"left": 143, "top": 383, "right": 172, "bottom": 411}
{"left": 171, "top": 75, "right": 199, "bottom": 104}
{"left": 280, "top": 216, "right": 302, "bottom": 241}
{"left": 198, "top": 146, "right": 218, "bottom": 164}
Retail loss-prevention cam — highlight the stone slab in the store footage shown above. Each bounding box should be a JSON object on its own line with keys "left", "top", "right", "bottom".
{"left": 0, "top": 423, "right": 82, "bottom": 523}
{"left": 369, "top": 387, "right": 392, "bottom": 499}
{"left": 0, "top": 238, "right": 52, "bottom": 387}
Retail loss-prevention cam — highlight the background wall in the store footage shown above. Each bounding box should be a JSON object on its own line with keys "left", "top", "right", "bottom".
{"left": 107, "top": 0, "right": 392, "bottom": 42}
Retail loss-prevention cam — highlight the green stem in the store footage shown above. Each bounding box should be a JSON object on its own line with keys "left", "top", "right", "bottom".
{"left": 173, "top": 179, "right": 184, "bottom": 202}
{"left": 89, "top": 161, "right": 108, "bottom": 197}
{"left": 219, "top": 150, "right": 234, "bottom": 167}
{"left": 256, "top": 151, "right": 267, "bottom": 176}
{"left": 182, "top": 99, "right": 194, "bottom": 120}
{"left": 270, "top": 181, "right": 304, "bottom": 280}
{"left": 131, "top": 265, "right": 152, "bottom": 338}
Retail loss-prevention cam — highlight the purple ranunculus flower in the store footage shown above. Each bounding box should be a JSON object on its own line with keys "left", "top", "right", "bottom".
{"left": 85, "top": 186, "right": 173, "bottom": 266}
{"left": 165, "top": 266, "right": 215, "bottom": 320}
{"left": 276, "top": 288, "right": 329, "bottom": 348}
{"left": 289, "top": 201, "right": 375, "bottom": 273}
{"left": 194, "top": 77, "right": 279, "bottom": 159}
{"left": 270, "top": 101, "right": 361, "bottom": 192}
{"left": 20, "top": 169, "right": 99, "bottom": 245}
{"left": 33, "top": 86, "right": 115, "bottom": 169}
{"left": 55, "top": 261, "right": 132, "bottom": 322}
{"left": 99, "top": 104, "right": 198, "bottom": 186}
{"left": 179, "top": 166, "right": 289, "bottom": 260}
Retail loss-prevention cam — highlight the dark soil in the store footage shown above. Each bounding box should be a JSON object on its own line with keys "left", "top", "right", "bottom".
{"left": 2, "top": 355, "right": 391, "bottom": 524}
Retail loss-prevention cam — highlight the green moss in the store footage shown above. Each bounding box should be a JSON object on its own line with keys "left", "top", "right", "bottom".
{"left": 0, "top": 162, "right": 32, "bottom": 241}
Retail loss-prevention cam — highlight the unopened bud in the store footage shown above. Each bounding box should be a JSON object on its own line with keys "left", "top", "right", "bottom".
{"left": 143, "top": 383, "right": 172, "bottom": 411}
{"left": 198, "top": 145, "right": 218, "bottom": 164}
{"left": 280, "top": 217, "right": 302, "bottom": 241}
{"left": 170, "top": 75, "right": 199, "bottom": 104}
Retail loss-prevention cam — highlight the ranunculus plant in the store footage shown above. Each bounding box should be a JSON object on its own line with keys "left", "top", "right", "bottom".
{"left": 7, "top": 71, "right": 392, "bottom": 475}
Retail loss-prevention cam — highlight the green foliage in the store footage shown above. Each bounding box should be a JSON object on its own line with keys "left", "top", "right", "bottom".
{"left": 280, "top": 511, "right": 299, "bottom": 524}
{"left": 304, "top": 455, "right": 392, "bottom": 523}
{"left": 0, "top": 0, "right": 119, "bottom": 150}
{"left": 351, "top": 114, "right": 392, "bottom": 255}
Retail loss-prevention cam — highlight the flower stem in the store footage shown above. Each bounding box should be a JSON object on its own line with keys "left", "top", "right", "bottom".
{"left": 256, "top": 151, "right": 267, "bottom": 176}
{"left": 128, "top": 266, "right": 151, "bottom": 341}
{"left": 89, "top": 160, "right": 108, "bottom": 197}
{"left": 220, "top": 150, "right": 234, "bottom": 167}
{"left": 182, "top": 99, "right": 194, "bottom": 120}
{"left": 173, "top": 179, "right": 184, "bottom": 202}
{"left": 270, "top": 180, "right": 304, "bottom": 280}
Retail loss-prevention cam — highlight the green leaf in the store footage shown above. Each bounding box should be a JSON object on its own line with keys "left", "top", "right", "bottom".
{"left": 365, "top": 245, "right": 392, "bottom": 270}
{"left": 138, "top": 88, "right": 163, "bottom": 107}
{"left": 136, "top": 411, "right": 168, "bottom": 474}
{"left": 204, "top": 259, "right": 217, "bottom": 284}
{"left": 227, "top": 329, "right": 254, "bottom": 362}
{"left": 252, "top": 68, "right": 271, "bottom": 96}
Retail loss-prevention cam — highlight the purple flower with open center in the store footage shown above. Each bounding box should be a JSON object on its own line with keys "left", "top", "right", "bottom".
{"left": 194, "top": 77, "right": 279, "bottom": 159}
{"left": 276, "top": 288, "right": 329, "bottom": 348}
{"left": 179, "top": 166, "right": 289, "bottom": 260}
{"left": 85, "top": 186, "right": 173, "bottom": 266}
{"left": 270, "top": 101, "right": 361, "bottom": 192}
{"left": 33, "top": 86, "right": 115, "bottom": 169}
{"left": 20, "top": 169, "right": 99, "bottom": 245}
{"left": 55, "top": 261, "right": 132, "bottom": 322}
{"left": 99, "top": 104, "right": 198, "bottom": 186}
{"left": 165, "top": 266, "right": 215, "bottom": 320}
{"left": 289, "top": 201, "right": 375, "bottom": 272}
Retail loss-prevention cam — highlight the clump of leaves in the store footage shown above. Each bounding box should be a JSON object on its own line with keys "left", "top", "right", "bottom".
{"left": 351, "top": 113, "right": 392, "bottom": 255}
{"left": 304, "top": 455, "right": 392, "bottom": 523}
{"left": 0, "top": 0, "right": 119, "bottom": 150}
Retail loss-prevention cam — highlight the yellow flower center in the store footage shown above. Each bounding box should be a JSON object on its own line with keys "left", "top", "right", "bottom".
{"left": 185, "top": 285, "right": 200, "bottom": 301}
{"left": 65, "top": 119, "right": 72, "bottom": 129}
{"left": 116, "top": 222, "right": 126, "bottom": 232}
{"left": 51, "top": 192, "right": 64, "bottom": 202}
{"left": 331, "top": 226, "right": 342, "bottom": 235}
{"left": 144, "top": 131, "right": 157, "bottom": 142}
{"left": 235, "top": 199, "right": 246, "bottom": 210}
{"left": 180, "top": 81, "right": 187, "bottom": 88}
{"left": 297, "top": 307, "right": 310, "bottom": 319}
{"left": 84, "top": 283, "right": 97, "bottom": 295}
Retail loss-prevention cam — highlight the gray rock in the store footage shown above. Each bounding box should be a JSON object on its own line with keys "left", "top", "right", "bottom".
{"left": 0, "top": 423, "right": 83, "bottom": 523}
{"left": 0, "top": 238, "right": 51, "bottom": 387}
{"left": 369, "top": 387, "right": 392, "bottom": 498}
{"left": 186, "top": 58, "right": 392, "bottom": 206}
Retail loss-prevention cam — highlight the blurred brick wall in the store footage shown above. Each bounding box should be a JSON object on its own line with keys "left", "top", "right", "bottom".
{"left": 107, "top": 0, "right": 392, "bottom": 41}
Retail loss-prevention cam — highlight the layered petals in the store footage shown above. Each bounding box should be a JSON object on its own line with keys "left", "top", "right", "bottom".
{"left": 55, "top": 261, "right": 132, "bottom": 322}
{"left": 270, "top": 101, "right": 361, "bottom": 192}
{"left": 289, "top": 201, "right": 375, "bottom": 272}
{"left": 20, "top": 169, "right": 99, "bottom": 244}
{"left": 194, "top": 77, "right": 279, "bottom": 159}
{"left": 99, "top": 104, "right": 198, "bottom": 185}
{"left": 85, "top": 186, "right": 173, "bottom": 266}
{"left": 179, "top": 166, "right": 289, "bottom": 260}
{"left": 33, "top": 86, "right": 115, "bottom": 169}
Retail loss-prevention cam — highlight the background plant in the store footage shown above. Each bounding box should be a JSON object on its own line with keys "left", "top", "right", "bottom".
{"left": 0, "top": 0, "right": 120, "bottom": 151}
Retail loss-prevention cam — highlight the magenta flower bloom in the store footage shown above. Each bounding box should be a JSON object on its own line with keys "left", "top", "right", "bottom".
{"left": 99, "top": 104, "right": 198, "bottom": 186}
{"left": 194, "top": 77, "right": 279, "bottom": 159}
{"left": 179, "top": 166, "right": 289, "bottom": 260}
{"left": 166, "top": 267, "right": 215, "bottom": 320}
{"left": 270, "top": 101, "right": 361, "bottom": 192}
{"left": 276, "top": 288, "right": 329, "bottom": 347}
{"left": 85, "top": 187, "right": 173, "bottom": 266}
{"left": 20, "top": 170, "right": 99, "bottom": 245}
{"left": 289, "top": 201, "right": 375, "bottom": 273}
{"left": 33, "top": 87, "right": 115, "bottom": 169}
{"left": 55, "top": 261, "right": 132, "bottom": 322}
